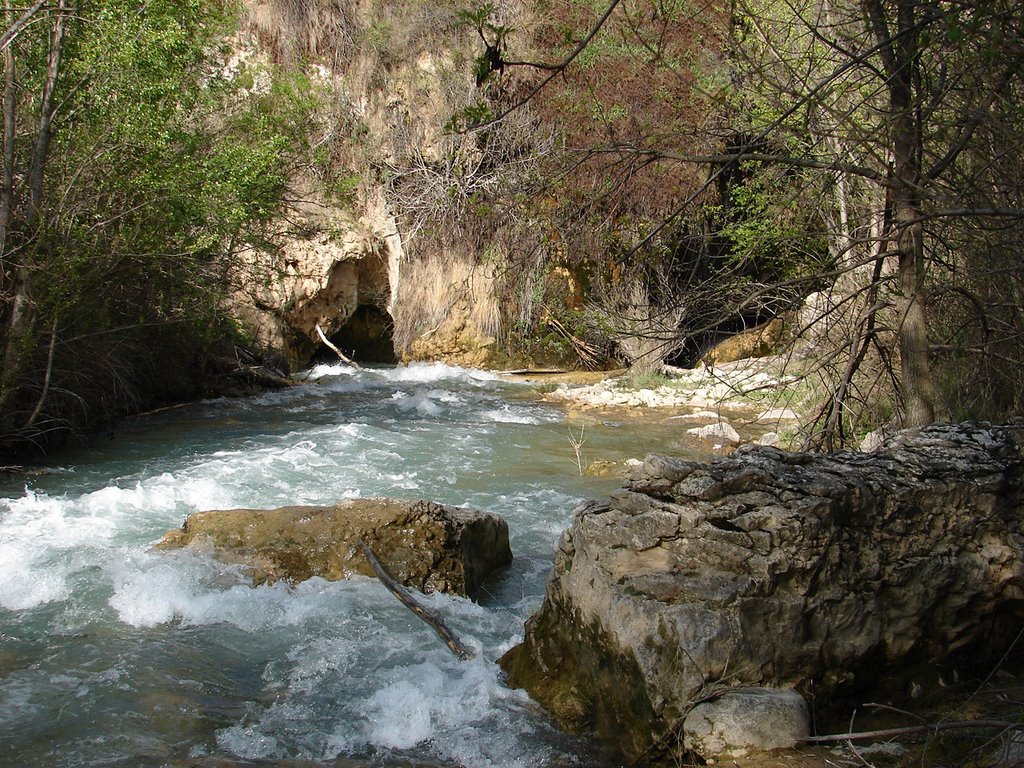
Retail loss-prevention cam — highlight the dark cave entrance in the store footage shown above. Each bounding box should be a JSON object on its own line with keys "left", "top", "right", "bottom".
{"left": 327, "top": 305, "right": 397, "bottom": 364}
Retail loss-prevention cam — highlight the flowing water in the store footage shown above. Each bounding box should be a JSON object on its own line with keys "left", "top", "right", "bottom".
{"left": 0, "top": 363, "right": 706, "bottom": 768}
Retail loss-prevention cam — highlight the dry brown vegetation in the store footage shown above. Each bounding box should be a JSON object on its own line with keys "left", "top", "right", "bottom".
{"left": 244, "top": 0, "right": 360, "bottom": 67}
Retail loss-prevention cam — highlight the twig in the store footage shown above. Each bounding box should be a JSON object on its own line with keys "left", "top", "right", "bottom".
{"left": 846, "top": 709, "right": 873, "bottom": 767}
{"left": 863, "top": 702, "right": 927, "bottom": 723}
{"left": 314, "top": 323, "right": 362, "bottom": 369}
{"left": 964, "top": 623, "right": 1024, "bottom": 708}
{"left": 358, "top": 541, "right": 474, "bottom": 661}
{"left": 26, "top": 315, "right": 58, "bottom": 428}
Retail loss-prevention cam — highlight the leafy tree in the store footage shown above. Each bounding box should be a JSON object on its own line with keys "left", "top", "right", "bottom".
{"left": 727, "top": 0, "right": 1024, "bottom": 438}
{"left": 0, "top": 0, "right": 306, "bottom": 454}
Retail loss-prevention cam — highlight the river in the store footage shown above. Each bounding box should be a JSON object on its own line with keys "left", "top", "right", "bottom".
{"left": 0, "top": 363, "right": 709, "bottom": 768}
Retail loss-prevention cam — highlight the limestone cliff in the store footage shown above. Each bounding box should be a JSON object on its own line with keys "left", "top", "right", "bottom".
{"left": 224, "top": 1, "right": 525, "bottom": 371}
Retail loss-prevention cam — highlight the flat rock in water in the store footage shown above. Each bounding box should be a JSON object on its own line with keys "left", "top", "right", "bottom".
{"left": 156, "top": 498, "right": 511, "bottom": 599}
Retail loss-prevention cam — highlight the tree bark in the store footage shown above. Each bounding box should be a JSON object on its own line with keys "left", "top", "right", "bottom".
{"left": 27, "top": 0, "right": 73, "bottom": 226}
{"left": 0, "top": 12, "right": 15, "bottom": 262}
{"left": 863, "top": 0, "right": 938, "bottom": 426}
{"left": 358, "top": 541, "right": 475, "bottom": 660}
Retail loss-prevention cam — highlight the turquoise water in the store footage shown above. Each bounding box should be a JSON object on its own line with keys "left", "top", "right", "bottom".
{"left": 0, "top": 363, "right": 690, "bottom": 768}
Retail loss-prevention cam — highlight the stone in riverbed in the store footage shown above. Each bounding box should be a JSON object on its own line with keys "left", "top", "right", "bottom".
{"left": 682, "top": 687, "right": 809, "bottom": 757}
{"left": 685, "top": 421, "right": 741, "bottom": 446}
{"left": 156, "top": 498, "right": 511, "bottom": 599}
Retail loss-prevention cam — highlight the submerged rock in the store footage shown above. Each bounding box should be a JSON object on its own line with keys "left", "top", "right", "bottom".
{"left": 501, "top": 423, "right": 1024, "bottom": 763}
{"left": 157, "top": 498, "right": 511, "bottom": 599}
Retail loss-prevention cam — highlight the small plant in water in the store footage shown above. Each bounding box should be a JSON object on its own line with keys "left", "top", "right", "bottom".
{"left": 568, "top": 425, "right": 586, "bottom": 475}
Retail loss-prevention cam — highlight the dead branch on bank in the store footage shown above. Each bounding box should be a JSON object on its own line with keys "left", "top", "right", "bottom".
{"left": 546, "top": 316, "right": 604, "bottom": 370}
{"left": 358, "top": 540, "right": 475, "bottom": 661}
{"left": 801, "top": 718, "right": 1023, "bottom": 744}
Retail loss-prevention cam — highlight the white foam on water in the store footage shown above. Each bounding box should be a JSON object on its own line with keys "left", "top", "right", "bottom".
{"left": 108, "top": 553, "right": 353, "bottom": 630}
{"left": 0, "top": 490, "right": 118, "bottom": 610}
{"left": 363, "top": 671, "right": 441, "bottom": 749}
{"left": 178, "top": 436, "right": 362, "bottom": 509}
{"left": 394, "top": 390, "right": 444, "bottom": 418}
{"left": 78, "top": 473, "right": 234, "bottom": 530}
{"left": 378, "top": 362, "right": 499, "bottom": 386}
{"left": 0, "top": 449, "right": 353, "bottom": 616}
{"left": 356, "top": 657, "right": 551, "bottom": 767}
{"left": 305, "top": 363, "right": 360, "bottom": 381}
{"left": 205, "top": 582, "right": 561, "bottom": 768}
{"left": 216, "top": 724, "right": 282, "bottom": 761}
{"left": 225, "top": 652, "right": 558, "bottom": 768}
{"left": 480, "top": 404, "right": 547, "bottom": 425}
{"left": 1, "top": 361, "right": 635, "bottom": 768}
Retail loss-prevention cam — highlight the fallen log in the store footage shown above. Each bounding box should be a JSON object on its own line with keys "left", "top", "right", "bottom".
{"left": 801, "top": 719, "right": 1022, "bottom": 744}
{"left": 359, "top": 540, "right": 475, "bottom": 660}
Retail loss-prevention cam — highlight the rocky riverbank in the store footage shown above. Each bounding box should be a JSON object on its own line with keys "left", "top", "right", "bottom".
{"left": 543, "top": 360, "right": 796, "bottom": 413}
{"left": 516, "top": 359, "right": 803, "bottom": 456}
{"left": 501, "top": 422, "right": 1024, "bottom": 765}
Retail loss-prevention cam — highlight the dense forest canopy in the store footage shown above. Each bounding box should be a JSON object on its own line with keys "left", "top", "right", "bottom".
{"left": 1, "top": 0, "right": 1022, "bottom": 456}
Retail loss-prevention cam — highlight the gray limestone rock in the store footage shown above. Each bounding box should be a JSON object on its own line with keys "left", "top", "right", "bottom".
{"left": 682, "top": 688, "right": 810, "bottom": 756}
{"left": 501, "top": 423, "right": 1024, "bottom": 763}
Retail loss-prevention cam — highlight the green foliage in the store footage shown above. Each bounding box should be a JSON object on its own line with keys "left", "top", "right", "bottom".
{"left": 0, "top": 0, "right": 312, "bottom": 451}
{"left": 718, "top": 163, "right": 829, "bottom": 278}
{"left": 455, "top": 3, "right": 514, "bottom": 86}
{"left": 445, "top": 100, "right": 494, "bottom": 132}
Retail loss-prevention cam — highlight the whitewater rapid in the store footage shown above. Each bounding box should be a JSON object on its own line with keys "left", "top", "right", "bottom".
{"left": 1, "top": 363, "right": 652, "bottom": 767}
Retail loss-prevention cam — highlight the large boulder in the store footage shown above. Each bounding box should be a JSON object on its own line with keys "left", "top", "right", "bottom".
{"left": 500, "top": 423, "right": 1024, "bottom": 763}
{"left": 157, "top": 498, "right": 511, "bottom": 599}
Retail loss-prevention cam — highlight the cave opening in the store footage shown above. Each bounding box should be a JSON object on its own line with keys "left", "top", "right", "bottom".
{"left": 325, "top": 305, "right": 397, "bottom": 364}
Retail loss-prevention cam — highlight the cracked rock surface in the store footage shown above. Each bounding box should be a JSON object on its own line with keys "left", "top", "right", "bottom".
{"left": 501, "top": 423, "right": 1024, "bottom": 762}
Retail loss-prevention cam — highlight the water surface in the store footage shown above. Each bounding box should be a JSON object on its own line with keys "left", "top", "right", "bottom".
{"left": 0, "top": 363, "right": 695, "bottom": 768}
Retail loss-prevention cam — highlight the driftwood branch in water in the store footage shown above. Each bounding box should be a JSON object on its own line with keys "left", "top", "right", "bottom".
{"left": 315, "top": 323, "right": 362, "bottom": 369}
{"left": 358, "top": 540, "right": 475, "bottom": 660}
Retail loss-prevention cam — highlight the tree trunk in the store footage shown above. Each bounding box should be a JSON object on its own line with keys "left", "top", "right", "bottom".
{"left": 894, "top": 200, "right": 936, "bottom": 426}
{"left": 863, "top": 0, "right": 938, "bottom": 426}
{"left": 2, "top": 2, "right": 72, "bottom": 421}
{"left": 27, "top": 0, "right": 72, "bottom": 226}
{"left": 0, "top": 16, "right": 15, "bottom": 262}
